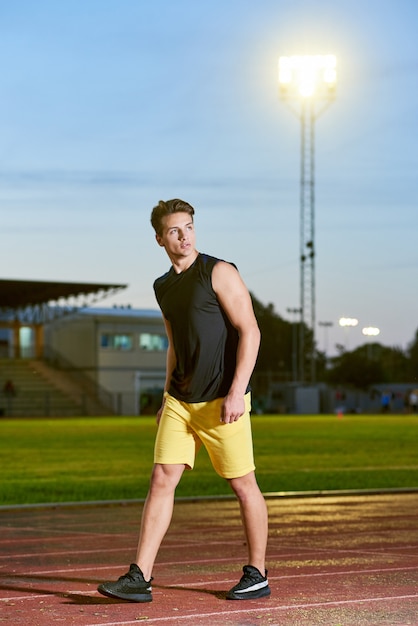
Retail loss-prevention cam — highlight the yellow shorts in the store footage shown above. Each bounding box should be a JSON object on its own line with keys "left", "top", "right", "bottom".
{"left": 154, "top": 392, "right": 255, "bottom": 479}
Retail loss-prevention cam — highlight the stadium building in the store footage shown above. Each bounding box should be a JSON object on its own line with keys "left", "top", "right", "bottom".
{"left": 0, "top": 279, "right": 166, "bottom": 416}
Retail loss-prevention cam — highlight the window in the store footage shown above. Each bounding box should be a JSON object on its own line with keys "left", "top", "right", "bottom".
{"left": 139, "top": 333, "right": 168, "bottom": 352}
{"left": 100, "top": 334, "right": 133, "bottom": 351}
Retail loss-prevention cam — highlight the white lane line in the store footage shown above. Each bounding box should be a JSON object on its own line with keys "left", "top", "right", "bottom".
{"left": 83, "top": 593, "right": 418, "bottom": 626}
{"left": 1, "top": 564, "right": 417, "bottom": 603}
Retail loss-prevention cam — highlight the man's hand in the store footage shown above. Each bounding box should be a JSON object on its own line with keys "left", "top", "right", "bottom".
{"left": 156, "top": 397, "right": 166, "bottom": 425}
{"left": 220, "top": 393, "right": 245, "bottom": 424}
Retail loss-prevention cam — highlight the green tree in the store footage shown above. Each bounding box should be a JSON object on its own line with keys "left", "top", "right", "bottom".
{"left": 251, "top": 294, "right": 319, "bottom": 384}
{"left": 406, "top": 329, "right": 418, "bottom": 381}
{"left": 250, "top": 294, "right": 417, "bottom": 389}
{"left": 372, "top": 344, "right": 410, "bottom": 382}
{"left": 326, "top": 346, "right": 387, "bottom": 389}
{"left": 251, "top": 294, "right": 292, "bottom": 377}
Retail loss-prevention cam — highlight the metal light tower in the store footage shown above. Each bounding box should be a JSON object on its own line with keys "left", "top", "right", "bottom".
{"left": 279, "top": 55, "right": 337, "bottom": 383}
{"left": 318, "top": 320, "right": 334, "bottom": 356}
{"left": 362, "top": 326, "right": 381, "bottom": 359}
{"left": 339, "top": 316, "right": 359, "bottom": 350}
{"left": 287, "top": 306, "right": 302, "bottom": 382}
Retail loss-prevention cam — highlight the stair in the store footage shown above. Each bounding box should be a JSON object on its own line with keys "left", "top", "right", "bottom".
{"left": 30, "top": 359, "right": 113, "bottom": 416}
{"left": 0, "top": 359, "right": 111, "bottom": 417}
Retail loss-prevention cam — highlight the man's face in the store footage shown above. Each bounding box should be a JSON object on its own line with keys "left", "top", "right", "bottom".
{"left": 156, "top": 212, "right": 196, "bottom": 259}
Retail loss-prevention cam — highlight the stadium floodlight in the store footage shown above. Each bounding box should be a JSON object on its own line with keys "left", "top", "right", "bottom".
{"left": 339, "top": 317, "right": 359, "bottom": 328}
{"left": 338, "top": 317, "right": 358, "bottom": 351}
{"left": 278, "top": 55, "right": 337, "bottom": 99}
{"left": 362, "top": 326, "right": 380, "bottom": 359}
{"left": 362, "top": 326, "right": 380, "bottom": 337}
{"left": 278, "top": 54, "right": 337, "bottom": 384}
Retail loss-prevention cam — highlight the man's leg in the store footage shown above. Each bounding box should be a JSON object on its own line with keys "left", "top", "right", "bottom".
{"left": 97, "top": 463, "right": 185, "bottom": 602}
{"left": 228, "top": 471, "right": 268, "bottom": 574}
{"left": 135, "top": 463, "right": 185, "bottom": 580}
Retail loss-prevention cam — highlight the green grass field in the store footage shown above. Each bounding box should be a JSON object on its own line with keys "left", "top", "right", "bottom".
{"left": 1, "top": 414, "right": 417, "bottom": 506}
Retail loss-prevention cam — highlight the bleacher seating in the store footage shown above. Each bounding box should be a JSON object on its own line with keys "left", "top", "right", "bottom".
{"left": 0, "top": 359, "right": 110, "bottom": 417}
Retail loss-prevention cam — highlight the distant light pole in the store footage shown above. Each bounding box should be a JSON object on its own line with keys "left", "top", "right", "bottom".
{"left": 339, "top": 317, "right": 359, "bottom": 350}
{"left": 318, "top": 320, "right": 333, "bottom": 356}
{"left": 279, "top": 54, "right": 337, "bottom": 384}
{"left": 362, "top": 326, "right": 380, "bottom": 359}
{"left": 287, "top": 307, "right": 302, "bottom": 382}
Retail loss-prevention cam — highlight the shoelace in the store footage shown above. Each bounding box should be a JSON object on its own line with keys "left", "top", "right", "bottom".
{"left": 118, "top": 568, "right": 153, "bottom": 584}
{"left": 118, "top": 570, "right": 139, "bottom": 583}
{"left": 241, "top": 570, "right": 260, "bottom": 584}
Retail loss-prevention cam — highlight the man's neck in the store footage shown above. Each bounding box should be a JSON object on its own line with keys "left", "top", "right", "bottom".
{"left": 170, "top": 249, "right": 199, "bottom": 274}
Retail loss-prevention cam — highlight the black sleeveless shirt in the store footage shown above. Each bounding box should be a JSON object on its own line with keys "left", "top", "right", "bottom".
{"left": 154, "top": 253, "right": 244, "bottom": 402}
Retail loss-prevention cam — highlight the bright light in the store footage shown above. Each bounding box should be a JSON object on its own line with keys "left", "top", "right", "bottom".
{"left": 278, "top": 54, "right": 337, "bottom": 99}
{"left": 339, "top": 317, "right": 359, "bottom": 328}
{"left": 362, "top": 327, "right": 380, "bottom": 337}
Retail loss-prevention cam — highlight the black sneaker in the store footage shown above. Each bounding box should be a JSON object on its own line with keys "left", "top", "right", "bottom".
{"left": 226, "top": 565, "right": 271, "bottom": 600}
{"left": 97, "top": 564, "right": 153, "bottom": 602}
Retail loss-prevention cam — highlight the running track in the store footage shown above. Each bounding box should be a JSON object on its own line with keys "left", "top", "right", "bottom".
{"left": 1, "top": 492, "right": 417, "bottom": 625}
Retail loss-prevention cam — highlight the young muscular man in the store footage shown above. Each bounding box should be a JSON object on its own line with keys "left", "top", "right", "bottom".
{"left": 98, "top": 199, "right": 269, "bottom": 602}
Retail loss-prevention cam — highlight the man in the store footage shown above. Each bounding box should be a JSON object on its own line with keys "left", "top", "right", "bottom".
{"left": 98, "top": 199, "right": 269, "bottom": 603}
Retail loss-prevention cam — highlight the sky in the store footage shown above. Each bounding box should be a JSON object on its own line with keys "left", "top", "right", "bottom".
{"left": 1, "top": 0, "right": 417, "bottom": 356}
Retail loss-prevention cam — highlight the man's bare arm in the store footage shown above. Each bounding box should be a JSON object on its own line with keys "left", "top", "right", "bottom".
{"left": 212, "top": 261, "right": 261, "bottom": 423}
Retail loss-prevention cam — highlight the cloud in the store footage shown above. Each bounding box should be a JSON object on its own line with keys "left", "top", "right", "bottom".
{"left": 0, "top": 168, "right": 296, "bottom": 193}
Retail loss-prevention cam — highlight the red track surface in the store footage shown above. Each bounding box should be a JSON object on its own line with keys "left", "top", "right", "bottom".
{"left": 1, "top": 493, "right": 418, "bottom": 625}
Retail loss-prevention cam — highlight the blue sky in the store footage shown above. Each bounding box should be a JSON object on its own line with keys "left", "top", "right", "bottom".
{"left": 1, "top": 0, "right": 417, "bottom": 355}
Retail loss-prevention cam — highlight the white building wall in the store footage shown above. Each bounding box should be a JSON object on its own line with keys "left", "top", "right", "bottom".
{"left": 44, "top": 308, "right": 167, "bottom": 414}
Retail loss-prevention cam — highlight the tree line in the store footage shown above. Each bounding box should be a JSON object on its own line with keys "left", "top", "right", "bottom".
{"left": 251, "top": 294, "right": 418, "bottom": 388}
